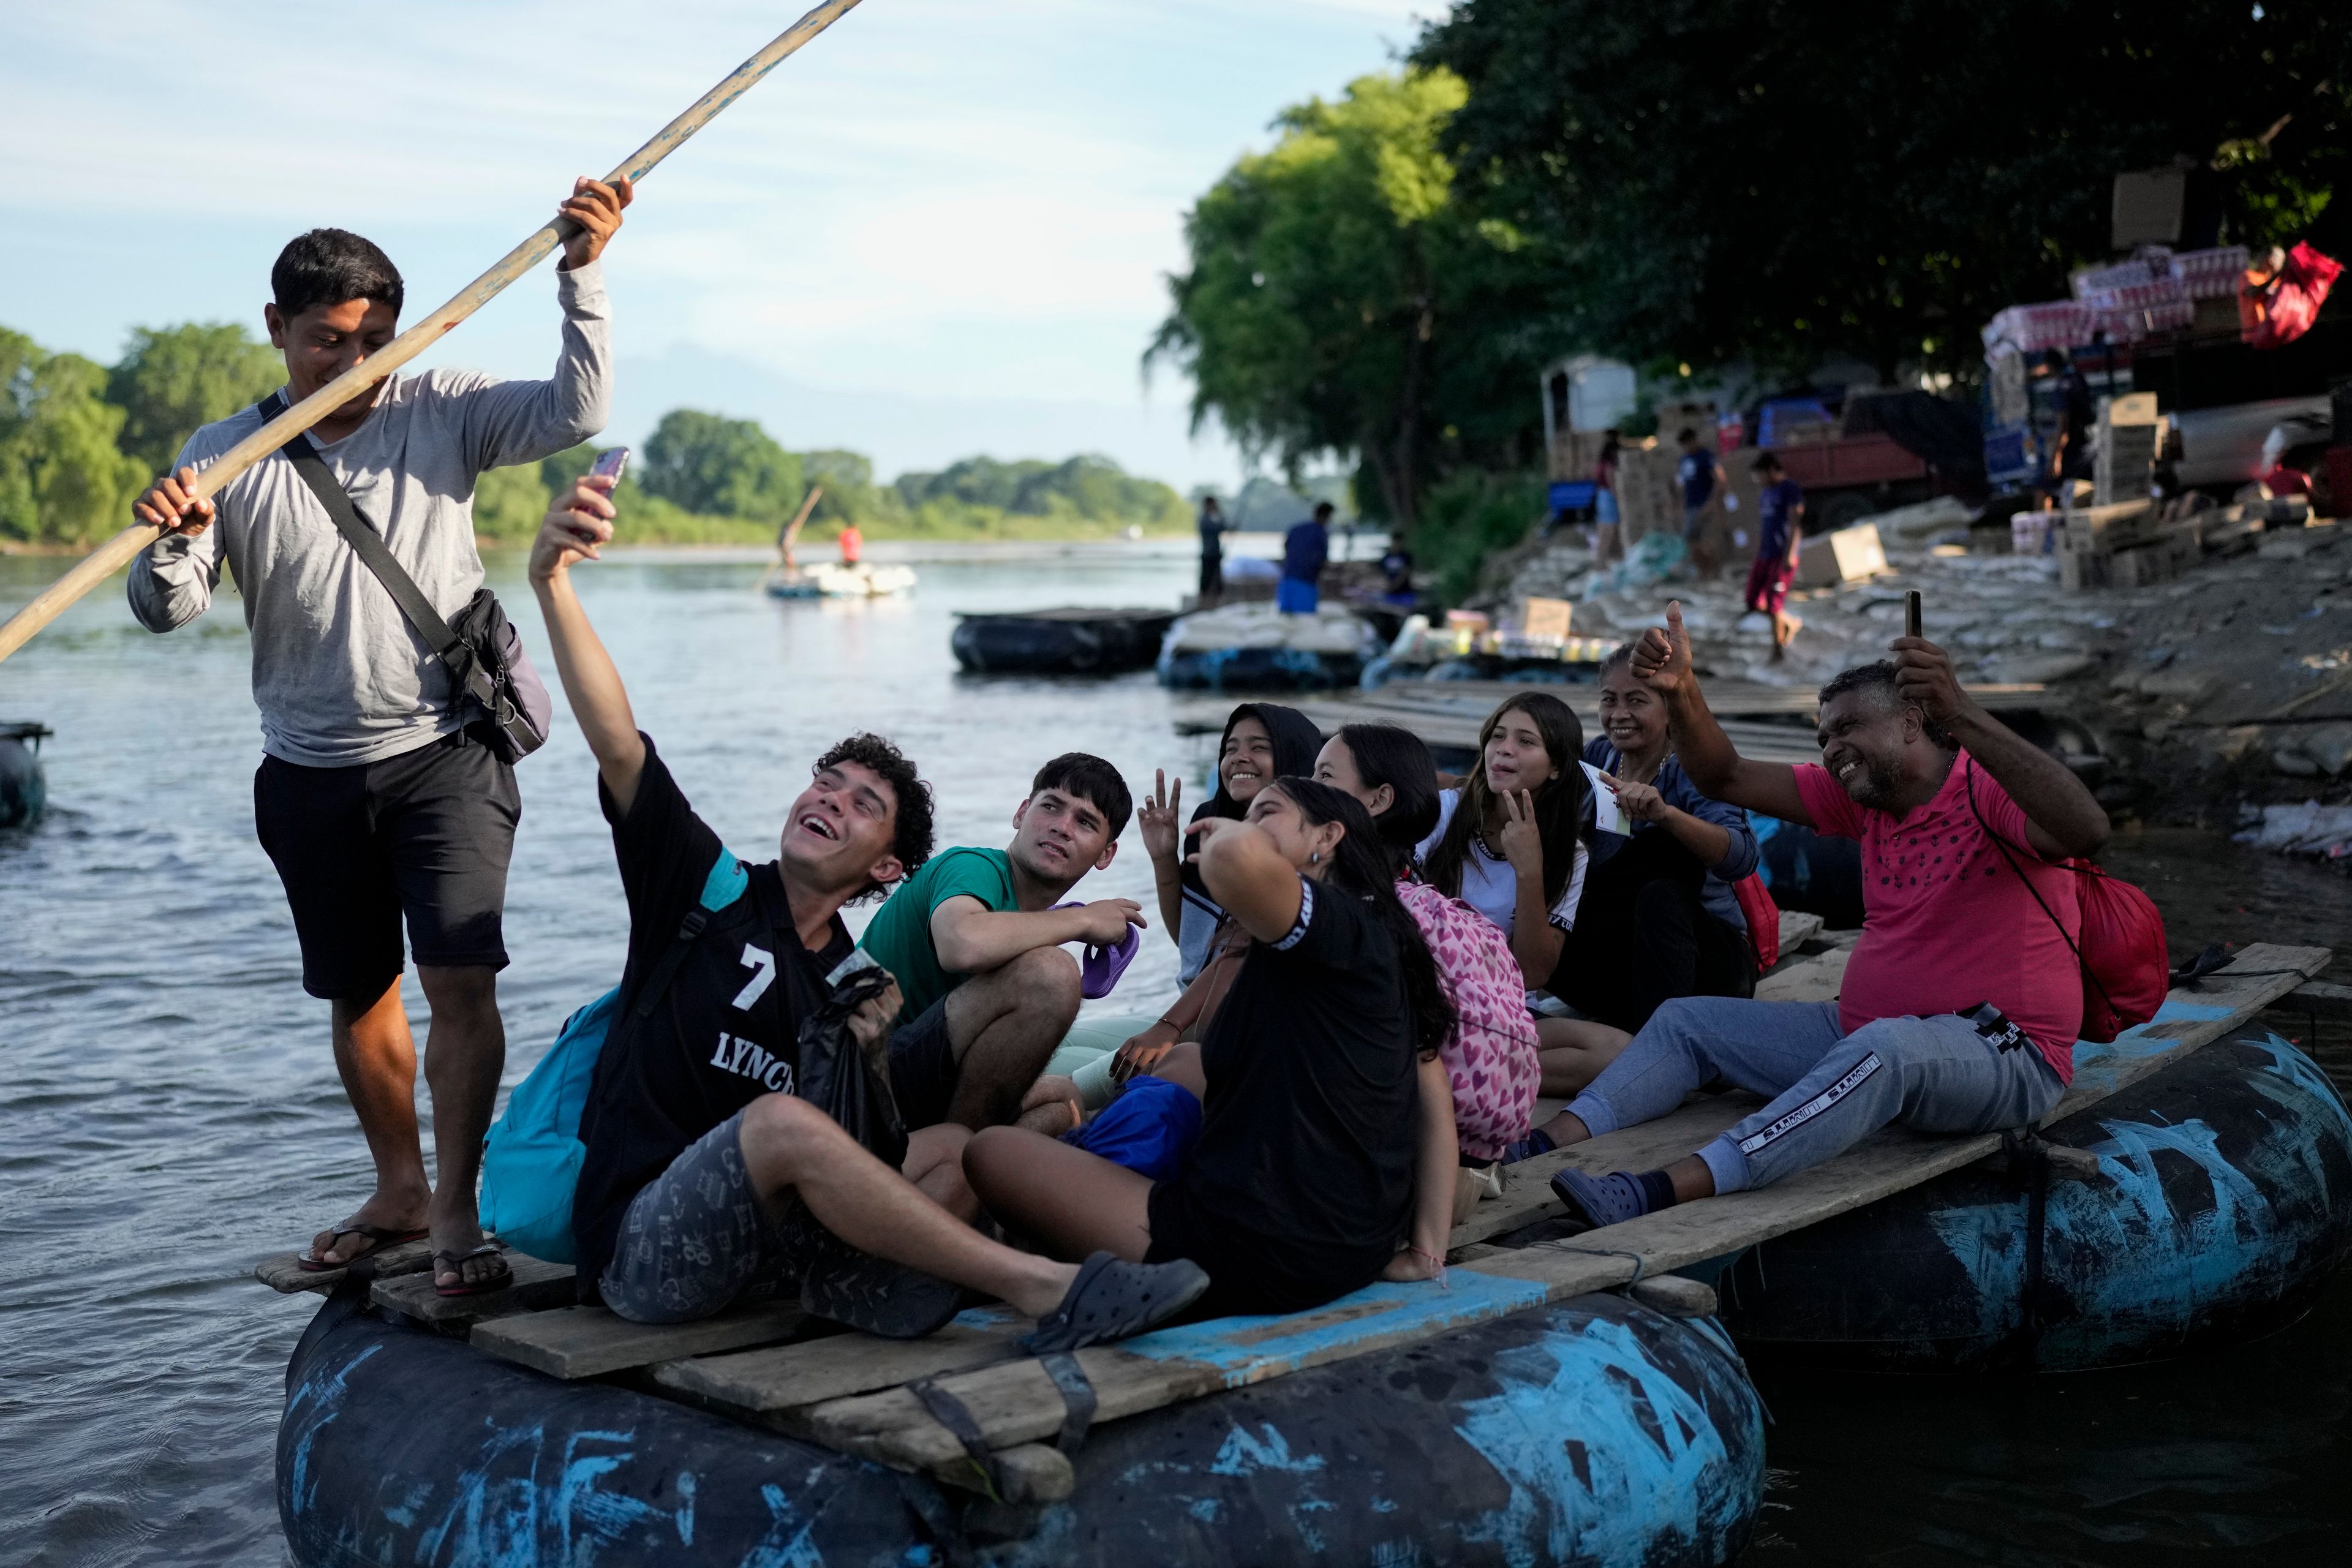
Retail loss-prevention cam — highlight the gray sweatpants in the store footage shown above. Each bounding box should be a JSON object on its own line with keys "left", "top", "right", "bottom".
{"left": 1566, "top": 997, "right": 2067, "bottom": 1194}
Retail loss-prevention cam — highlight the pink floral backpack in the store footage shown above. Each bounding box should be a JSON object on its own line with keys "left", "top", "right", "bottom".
{"left": 1397, "top": 879, "right": 1541, "bottom": 1162}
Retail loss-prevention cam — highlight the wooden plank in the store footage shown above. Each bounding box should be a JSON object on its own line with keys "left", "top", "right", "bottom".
{"left": 1447, "top": 1095, "right": 1758, "bottom": 1250}
{"left": 655, "top": 1306, "right": 1028, "bottom": 1415}
{"left": 473, "top": 1298, "right": 812, "bottom": 1381}
{"left": 371, "top": 1252, "right": 575, "bottom": 1325}
{"left": 797, "top": 1269, "right": 1575, "bottom": 1474}
{"left": 254, "top": 1238, "right": 433, "bottom": 1295}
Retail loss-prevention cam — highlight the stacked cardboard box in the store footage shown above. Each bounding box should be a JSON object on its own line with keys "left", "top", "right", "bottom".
{"left": 1613, "top": 440, "right": 1676, "bottom": 545}
{"left": 2093, "top": 393, "right": 2163, "bottom": 506}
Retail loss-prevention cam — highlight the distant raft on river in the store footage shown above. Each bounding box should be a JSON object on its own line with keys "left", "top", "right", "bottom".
{"left": 952, "top": 607, "right": 1179, "bottom": 675}
{"left": 259, "top": 944, "right": 2348, "bottom": 1567}
{"left": 1156, "top": 600, "right": 1381, "bottom": 691}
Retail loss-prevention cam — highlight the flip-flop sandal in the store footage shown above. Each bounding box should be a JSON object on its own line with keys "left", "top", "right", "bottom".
{"left": 800, "top": 1250, "right": 966, "bottom": 1340}
{"left": 432, "top": 1244, "right": 514, "bottom": 1298}
{"left": 1020, "top": 1251, "right": 1212, "bottom": 1354}
{"left": 298, "top": 1221, "right": 429, "bottom": 1272}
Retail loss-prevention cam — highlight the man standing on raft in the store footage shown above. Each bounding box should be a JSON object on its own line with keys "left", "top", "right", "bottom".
{"left": 125, "top": 178, "right": 631, "bottom": 1295}
{"left": 1537, "top": 601, "right": 2109, "bottom": 1228}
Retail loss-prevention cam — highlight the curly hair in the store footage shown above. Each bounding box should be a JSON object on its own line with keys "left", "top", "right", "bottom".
{"left": 813, "top": 733, "right": 935, "bottom": 900}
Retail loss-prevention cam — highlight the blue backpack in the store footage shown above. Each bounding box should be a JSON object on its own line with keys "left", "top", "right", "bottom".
{"left": 480, "top": 848, "right": 750, "bottom": 1262}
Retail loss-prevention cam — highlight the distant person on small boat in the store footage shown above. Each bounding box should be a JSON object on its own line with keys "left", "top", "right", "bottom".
{"left": 1535, "top": 602, "right": 2108, "bottom": 1233}
{"left": 523, "top": 481, "right": 1208, "bottom": 1344}
{"left": 964, "top": 778, "right": 1452, "bottom": 1317}
{"left": 1139, "top": 703, "right": 1324, "bottom": 985}
{"left": 837, "top": 522, "right": 864, "bottom": 566}
{"left": 856, "top": 755, "right": 1138, "bottom": 1132}
{"left": 1276, "top": 502, "right": 1332, "bottom": 614}
{"left": 1196, "top": 495, "right": 1229, "bottom": 606}
{"left": 125, "top": 179, "right": 631, "bottom": 1298}
{"left": 1313, "top": 724, "right": 1539, "bottom": 1281}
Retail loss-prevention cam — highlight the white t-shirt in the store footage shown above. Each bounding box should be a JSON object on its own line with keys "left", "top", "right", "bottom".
{"left": 1417, "top": 786, "right": 1590, "bottom": 941}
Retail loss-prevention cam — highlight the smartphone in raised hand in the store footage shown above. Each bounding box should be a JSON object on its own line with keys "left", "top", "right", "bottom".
{"left": 588, "top": 447, "right": 630, "bottom": 486}
{"left": 1904, "top": 589, "right": 1922, "bottom": 640}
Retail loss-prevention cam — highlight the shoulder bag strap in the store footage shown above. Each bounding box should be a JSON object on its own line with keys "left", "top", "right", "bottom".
{"left": 258, "top": 391, "right": 467, "bottom": 663}
{"left": 1963, "top": 758, "right": 2114, "bottom": 1014}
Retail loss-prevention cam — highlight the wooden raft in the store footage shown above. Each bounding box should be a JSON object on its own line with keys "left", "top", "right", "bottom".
{"left": 251, "top": 944, "right": 2323, "bottom": 1495}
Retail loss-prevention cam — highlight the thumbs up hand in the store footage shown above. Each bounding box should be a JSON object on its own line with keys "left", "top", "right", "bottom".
{"left": 1631, "top": 600, "right": 1695, "bottom": 696}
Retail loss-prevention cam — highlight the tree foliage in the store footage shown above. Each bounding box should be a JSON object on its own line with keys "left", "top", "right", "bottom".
{"left": 892, "top": 454, "right": 1185, "bottom": 524}
{"left": 107, "top": 322, "right": 283, "bottom": 474}
{"left": 1148, "top": 69, "right": 1551, "bottom": 527}
{"left": 640, "top": 408, "right": 805, "bottom": 523}
{"left": 0, "top": 330, "right": 146, "bottom": 545}
{"left": 1415, "top": 0, "right": 2352, "bottom": 379}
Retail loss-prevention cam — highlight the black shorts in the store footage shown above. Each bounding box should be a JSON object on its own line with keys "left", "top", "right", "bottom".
{"left": 886, "top": 993, "right": 959, "bottom": 1129}
{"left": 255, "top": 728, "right": 520, "bottom": 1001}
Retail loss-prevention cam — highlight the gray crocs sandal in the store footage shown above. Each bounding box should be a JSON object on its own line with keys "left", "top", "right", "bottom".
{"left": 1020, "top": 1252, "right": 1212, "bottom": 1354}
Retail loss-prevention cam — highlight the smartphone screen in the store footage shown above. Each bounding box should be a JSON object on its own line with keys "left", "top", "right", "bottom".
{"left": 589, "top": 447, "right": 630, "bottom": 484}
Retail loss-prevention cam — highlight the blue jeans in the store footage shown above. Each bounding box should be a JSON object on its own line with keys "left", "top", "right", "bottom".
{"left": 1566, "top": 997, "right": 2066, "bottom": 1194}
{"left": 1276, "top": 576, "right": 1320, "bottom": 614}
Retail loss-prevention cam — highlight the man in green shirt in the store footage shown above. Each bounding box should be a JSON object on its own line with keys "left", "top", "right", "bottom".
{"left": 862, "top": 753, "right": 1137, "bottom": 1131}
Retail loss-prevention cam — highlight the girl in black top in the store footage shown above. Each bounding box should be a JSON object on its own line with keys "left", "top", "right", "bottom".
{"left": 965, "top": 778, "right": 1455, "bottom": 1316}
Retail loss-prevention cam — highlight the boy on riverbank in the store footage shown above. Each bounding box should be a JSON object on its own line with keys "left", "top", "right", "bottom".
{"left": 125, "top": 179, "right": 630, "bottom": 1296}
{"left": 1536, "top": 601, "right": 2108, "bottom": 1229}
{"left": 858, "top": 757, "right": 1137, "bottom": 1131}
{"left": 527, "top": 478, "right": 1205, "bottom": 1342}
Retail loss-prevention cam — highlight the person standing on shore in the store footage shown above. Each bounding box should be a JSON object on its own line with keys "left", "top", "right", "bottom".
{"left": 1278, "top": 501, "right": 1332, "bottom": 614}
{"left": 124, "top": 177, "right": 631, "bottom": 1296}
{"left": 1746, "top": 451, "right": 1805, "bottom": 662}
{"left": 1196, "top": 495, "right": 1229, "bottom": 606}
{"left": 1676, "top": 427, "right": 1726, "bottom": 578}
{"left": 1593, "top": 431, "right": 1624, "bottom": 565}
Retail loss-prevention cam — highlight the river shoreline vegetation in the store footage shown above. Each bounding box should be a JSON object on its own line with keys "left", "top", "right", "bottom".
{"left": 0, "top": 325, "right": 1191, "bottom": 552}
{"left": 1150, "top": 0, "right": 2351, "bottom": 599}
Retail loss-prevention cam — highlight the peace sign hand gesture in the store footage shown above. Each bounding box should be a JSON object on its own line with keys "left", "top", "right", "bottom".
{"left": 1496, "top": 788, "right": 1545, "bottom": 876}
{"left": 1137, "top": 769, "right": 1183, "bottom": 865}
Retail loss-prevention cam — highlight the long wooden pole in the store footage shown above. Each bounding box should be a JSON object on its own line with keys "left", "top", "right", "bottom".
{"left": 0, "top": 0, "right": 865, "bottom": 666}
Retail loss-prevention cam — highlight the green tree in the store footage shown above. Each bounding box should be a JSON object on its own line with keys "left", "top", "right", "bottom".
{"left": 1148, "top": 69, "right": 1549, "bottom": 528}
{"left": 797, "top": 448, "right": 887, "bottom": 524}
{"left": 1415, "top": 0, "right": 2352, "bottom": 379}
{"left": 0, "top": 328, "right": 147, "bottom": 546}
{"left": 640, "top": 409, "right": 804, "bottom": 522}
{"left": 107, "top": 322, "right": 284, "bottom": 476}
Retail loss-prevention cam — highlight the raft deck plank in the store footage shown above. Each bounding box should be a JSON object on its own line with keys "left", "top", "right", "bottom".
{"left": 655, "top": 1306, "right": 1028, "bottom": 1417}
{"left": 254, "top": 1238, "right": 434, "bottom": 1295}
{"left": 472, "top": 1297, "right": 813, "bottom": 1381}
{"left": 371, "top": 1252, "right": 575, "bottom": 1325}
{"left": 801, "top": 944, "right": 2323, "bottom": 1477}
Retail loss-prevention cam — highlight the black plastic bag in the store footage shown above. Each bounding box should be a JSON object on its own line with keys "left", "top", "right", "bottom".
{"left": 796, "top": 947, "right": 910, "bottom": 1169}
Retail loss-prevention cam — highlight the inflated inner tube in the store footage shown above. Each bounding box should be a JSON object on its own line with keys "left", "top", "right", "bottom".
{"left": 279, "top": 1286, "right": 1763, "bottom": 1567}
{"left": 1708, "top": 1031, "right": 2352, "bottom": 1371}
{"left": 0, "top": 730, "right": 47, "bottom": 829}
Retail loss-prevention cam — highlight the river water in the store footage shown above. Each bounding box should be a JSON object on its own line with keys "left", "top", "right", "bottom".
{"left": 2, "top": 541, "right": 2348, "bottom": 1567}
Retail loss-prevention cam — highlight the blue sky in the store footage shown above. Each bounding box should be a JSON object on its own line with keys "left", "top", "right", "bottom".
{"left": 1, "top": 0, "right": 1434, "bottom": 489}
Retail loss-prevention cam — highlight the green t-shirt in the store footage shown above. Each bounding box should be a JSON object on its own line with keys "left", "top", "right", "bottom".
{"left": 858, "top": 846, "right": 1019, "bottom": 1023}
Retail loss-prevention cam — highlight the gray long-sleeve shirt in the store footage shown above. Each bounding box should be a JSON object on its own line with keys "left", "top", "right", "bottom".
{"left": 128, "top": 260, "right": 611, "bottom": 767}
